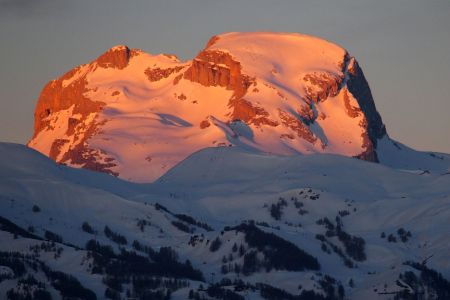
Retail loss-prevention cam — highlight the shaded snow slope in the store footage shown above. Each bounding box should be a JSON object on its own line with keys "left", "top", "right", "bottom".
{"left": 0, "top": 143, "right": 151, "bottom": 197}
{"left": 1, "top": 142, "right": 449, "bottom": 299}
{"left": 377, "top": 136, "right": 450, "bottom": 174}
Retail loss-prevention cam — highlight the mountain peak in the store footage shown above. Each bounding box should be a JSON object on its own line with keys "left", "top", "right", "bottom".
{"left": 109, "top": 44, "right": 129, "bottom": 51}
{"left": 28, "top": 32, "right": 387, "bottom": 182}
{"left": 96, "top": 44, "right": 133, "bottom": 70}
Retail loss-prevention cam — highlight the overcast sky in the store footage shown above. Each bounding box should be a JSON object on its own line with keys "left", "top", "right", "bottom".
{"left": 0, "top": 0, "right": 449, "bottom": 153}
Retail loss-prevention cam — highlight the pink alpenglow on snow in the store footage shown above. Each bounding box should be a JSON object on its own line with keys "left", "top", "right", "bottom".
{"left": 28, "top": 32, "right": 387, "bottom": 182}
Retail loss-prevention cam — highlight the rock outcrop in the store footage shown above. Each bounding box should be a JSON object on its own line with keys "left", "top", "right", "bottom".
{"left": 96, "top": 45, "right": 136, "bottom": 70}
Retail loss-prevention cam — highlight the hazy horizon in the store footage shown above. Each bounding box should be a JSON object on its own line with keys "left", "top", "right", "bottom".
{"left": 1, "top": 0, "right": 449, "bottom": 153}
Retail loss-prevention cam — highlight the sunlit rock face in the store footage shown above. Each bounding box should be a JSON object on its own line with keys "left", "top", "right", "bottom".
{"left": 28, "top": 32, "right": 386, "bottom": 182}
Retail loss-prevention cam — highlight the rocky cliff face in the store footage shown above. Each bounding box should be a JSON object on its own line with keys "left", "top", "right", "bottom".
{"left": 29, "top": 46, "right": 140, "bottom": 176}
{"left": 184, "top": 46, "right": 279, "bottom": 128}
{"left": 28, "top": 32, "right": 387, "bottom": 182}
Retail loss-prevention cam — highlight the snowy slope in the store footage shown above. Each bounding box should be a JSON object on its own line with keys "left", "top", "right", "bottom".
{"left": 1, "top": 142, "right": 449, "bottom": 299}
{"left": 377, "top": 136, "right": 450, "bottom": 174}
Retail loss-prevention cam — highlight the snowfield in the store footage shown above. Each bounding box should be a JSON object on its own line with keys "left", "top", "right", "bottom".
{"left": 0, "top": 142, "right": 449, "bottom": 299}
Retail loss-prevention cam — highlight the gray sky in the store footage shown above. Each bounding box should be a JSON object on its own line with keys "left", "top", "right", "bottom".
{"left": 1, "top": 0, "right": 449, "bottom": 153}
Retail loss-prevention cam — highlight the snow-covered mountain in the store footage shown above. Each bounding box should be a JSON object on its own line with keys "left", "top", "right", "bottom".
{"left": 3, "top": 32, "right": 450, "bottom": 299}
{"left": 28, "top": 32, "right": 390, "bottom": 182}
{"left": 0, "top": 142, "right": 449, "bottom": 299}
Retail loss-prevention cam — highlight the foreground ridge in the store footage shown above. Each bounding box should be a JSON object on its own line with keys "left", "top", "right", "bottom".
{"left": 1, "top": 143, "right": 449, "bottom": 299}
